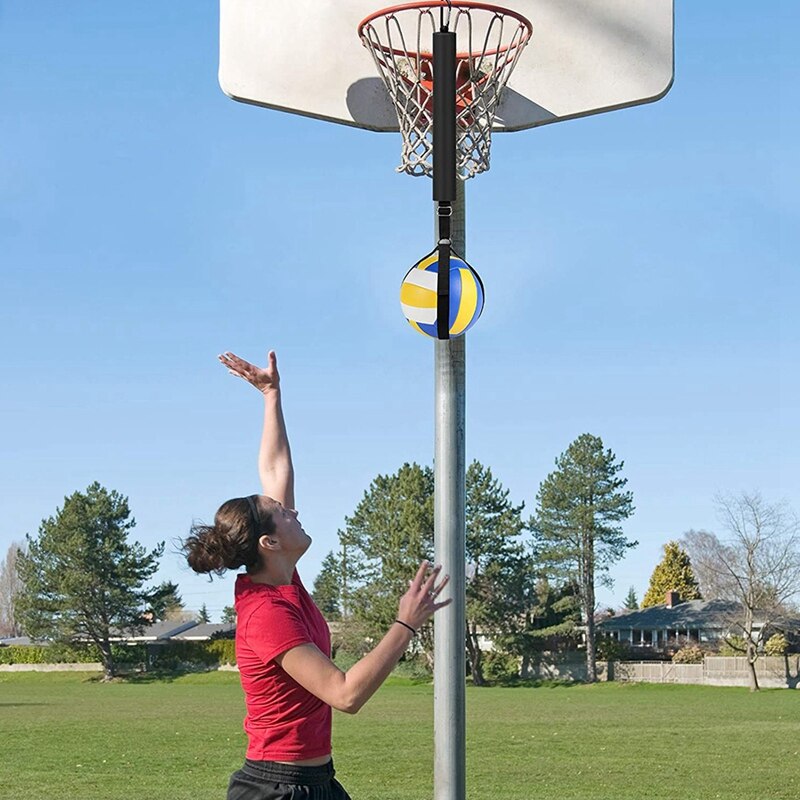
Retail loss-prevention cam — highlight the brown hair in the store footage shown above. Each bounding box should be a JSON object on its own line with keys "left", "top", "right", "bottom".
{"left": 183, "top": 497, "right": 276, "bottom": 577}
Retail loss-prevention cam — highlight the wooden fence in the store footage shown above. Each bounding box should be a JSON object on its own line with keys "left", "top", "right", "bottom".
{"left": 612, "top": 655, "right": 800, "bottom": 689}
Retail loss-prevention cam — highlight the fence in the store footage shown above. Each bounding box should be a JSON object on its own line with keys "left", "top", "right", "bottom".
{"left": 0, "top": 662, "right": 104, "bottom": 672}
{"left": 612, "top": 656, "right": 800, "bottom": 689}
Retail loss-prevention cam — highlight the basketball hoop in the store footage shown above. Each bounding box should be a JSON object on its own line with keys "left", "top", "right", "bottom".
{"left": 358, "top": 1, "right": 533, "bottom": 179}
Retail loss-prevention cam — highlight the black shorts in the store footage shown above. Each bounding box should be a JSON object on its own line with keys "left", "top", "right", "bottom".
{"left": 227, "top": 758, "right": 352, "bottom": 800}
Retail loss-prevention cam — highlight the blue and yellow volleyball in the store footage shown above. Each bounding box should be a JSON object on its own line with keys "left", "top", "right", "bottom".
{"left": 400, "top": 251, "right": 485, "bottom": 338}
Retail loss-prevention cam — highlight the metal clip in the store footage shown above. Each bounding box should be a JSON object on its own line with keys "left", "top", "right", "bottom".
{"left": 441, "top": 0, "right": 452, "bottom": 31}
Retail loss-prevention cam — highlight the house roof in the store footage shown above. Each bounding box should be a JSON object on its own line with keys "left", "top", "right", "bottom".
{"left": 108, "top": 620, "right": 199, "bottom": 641}
{"left": 172, "top": 623, "right": 236, "bottom": 640}
{"left": 598, "top": 599, "right": 744, "bottom": 631}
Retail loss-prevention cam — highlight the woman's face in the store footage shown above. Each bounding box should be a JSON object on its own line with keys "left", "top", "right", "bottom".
{"left": 259, "top": 496, "right": 311, "bottom": 555}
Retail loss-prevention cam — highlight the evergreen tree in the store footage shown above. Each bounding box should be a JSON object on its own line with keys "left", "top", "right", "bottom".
{"left": 642, "top": 541, "right": 701, "bottom": 607}
{"left": 312, "top": 550, "right": 343, "bottom": 620}
{"left": 499, "top": 575, "right": 582, "bottom": 675}
{"left": 198, "top": 603, "right": 211, "bottom": 623}
{"left": 341, "top": 463, "right": 435, "bottom": 661}
{"left": 623, "top": 585, "right": 639, "bottom": 610}
{"left": 464, "top": 461, "right": 528, "bottom": 685}
{"left": 149, "top": 583, "right": 184, "bottom": 621}
{"left": 531, "top": 434, "right": 636, "bottom": 682}
{"left": 15, "top": 483, "right": 171, "bottom": 680}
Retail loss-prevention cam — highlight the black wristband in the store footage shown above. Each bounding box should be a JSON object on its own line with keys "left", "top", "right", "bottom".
{"left": 394, "top": 619, "right": 417, "bottom": 636}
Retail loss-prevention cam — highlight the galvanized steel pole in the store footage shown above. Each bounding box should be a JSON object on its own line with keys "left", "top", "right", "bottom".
{"left": 433, "top": 178, "right": 466, "bottom": 800}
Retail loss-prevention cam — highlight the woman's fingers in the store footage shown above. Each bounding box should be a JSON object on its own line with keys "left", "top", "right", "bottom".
{"left": 422, "top": 563, "right": 442, "bottom": 589}
{"left": 219, "top": 352, "right": 262, "bottom": 385}
{"left": 219, "top": 352, "right": 251, "bottom": 371}
{"left": 429, "top": 573, "right": 450, "bottom": 598}
{"left": 409, "top": 560, "right": 430, "bottom": 592}
{"left": 398, "top": 562, "right": 450, "bottom": 631}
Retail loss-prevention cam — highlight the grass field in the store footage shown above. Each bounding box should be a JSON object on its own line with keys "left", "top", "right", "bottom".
{"left": 1, "top": 671, "right": 797, "bottom": 800}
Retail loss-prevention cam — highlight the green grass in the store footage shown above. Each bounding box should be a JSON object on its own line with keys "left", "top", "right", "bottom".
{"left": 1, "top": 672, "right": 797, "bottom": 800}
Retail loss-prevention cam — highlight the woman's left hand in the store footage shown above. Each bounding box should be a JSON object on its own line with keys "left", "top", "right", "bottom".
{"left": 218, "top": 350, "right": 280, "bottom": 394}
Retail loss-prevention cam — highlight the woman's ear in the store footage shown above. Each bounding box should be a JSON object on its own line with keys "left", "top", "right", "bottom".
{"left": 258, "top": 533, "right": 280, "bottom": 551}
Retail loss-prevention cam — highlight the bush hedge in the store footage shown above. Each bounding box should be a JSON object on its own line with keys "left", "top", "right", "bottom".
{"left": 765, "top": 634, "right": 789, "bottom": 657}
{"left": 0, "top": 639, "right": 236, "bottom": 668}
{"left": 672, "top": 645, "right": 705, "bottom": 664}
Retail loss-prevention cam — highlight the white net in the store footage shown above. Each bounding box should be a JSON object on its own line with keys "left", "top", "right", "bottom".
{"left": 359, "top": 2, "right": 532, "bottom": 179}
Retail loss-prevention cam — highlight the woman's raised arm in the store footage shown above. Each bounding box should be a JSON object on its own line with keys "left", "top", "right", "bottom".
{"left": 218, "top": 350, "right": 295, "bottom": 509}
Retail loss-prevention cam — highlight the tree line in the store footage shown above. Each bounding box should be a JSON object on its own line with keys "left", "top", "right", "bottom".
{"left": 3, "top": 434, "right": 797, "bottom": 689}
{"left": 311, "top": 449, "right": 799, "bottom": 689}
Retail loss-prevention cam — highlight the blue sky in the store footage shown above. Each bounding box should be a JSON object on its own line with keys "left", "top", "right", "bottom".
{"left": 1, "top": 2, "right": 797, "bottom": 622}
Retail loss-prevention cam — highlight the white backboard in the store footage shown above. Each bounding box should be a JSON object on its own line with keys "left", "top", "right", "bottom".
{"left": 219, "top": 0, "right": 674, "bottom": 132}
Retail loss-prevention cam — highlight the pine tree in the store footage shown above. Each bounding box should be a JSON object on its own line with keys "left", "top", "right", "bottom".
{"left": 623, "top": 586, "right": 639, "bottom": 610}
{"left": 642, "top": 541, "right": 701, "bottom": 607}
{"left": 531, "top": 434, "right": 636, "bottom": 682}
{"left": 464, "top": 461, "right": 528, "bottom": 685}
{"left": 340, "top": 463, "right": 435, "bottom": 660}
{"left": 198, "top": 603, "right": 211, "bottom": 623}
{"left": 158, "top": 586, "right": 190, "bottom": 621}
{"left": 501, "top": 575, "right": 582, "bottom": 675}
{"left": 15, "top": 483, "right": 171, "bottom": 680}
{"left": 312, "top": 550, "right": 343, "bottom": 620}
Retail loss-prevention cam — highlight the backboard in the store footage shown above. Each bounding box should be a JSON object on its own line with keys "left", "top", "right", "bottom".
{"left": 219, "top": 0, "right": 674, "bottom": 133}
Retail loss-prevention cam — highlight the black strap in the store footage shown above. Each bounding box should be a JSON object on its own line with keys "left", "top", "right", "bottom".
{"left": 432, "top": 30, "right": 456, "bottom": 203}
{"left": 437, "top": 203, "right": 451, "bottom": 340}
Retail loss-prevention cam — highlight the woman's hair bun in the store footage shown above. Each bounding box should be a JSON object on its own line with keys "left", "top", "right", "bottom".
{"left": 183, "top": 497, "right": 270, "bottom": 577}
{"left": 184, "top": 524, "right": 237, "bottom": 576}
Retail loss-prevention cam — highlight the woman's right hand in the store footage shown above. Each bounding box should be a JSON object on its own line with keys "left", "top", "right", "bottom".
{"left": 218, "top": 350, "right": 280, "bottom": 394}
{"left": 397, "top": 560, "right": 451, "bottom": 632}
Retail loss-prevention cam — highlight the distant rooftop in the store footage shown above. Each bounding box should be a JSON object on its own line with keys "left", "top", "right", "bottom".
{"left": 598, "top": 599, "right": 743, "bottom": 631}
{"left": 108, "top": 619, "right": 199, "bottom": 641}
{"left": 173, "top": 623, "right": 236, "bottom": 640}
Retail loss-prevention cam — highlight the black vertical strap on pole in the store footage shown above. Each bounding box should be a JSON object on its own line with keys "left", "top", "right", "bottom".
{"left": 437, "top": 207, "right": 452, "bottom": 339}
{"left": 433, "top": 27, "right": 456, "bottom": 340}
{"left": 433, "top": 30, "right": 456, "bottom": 203}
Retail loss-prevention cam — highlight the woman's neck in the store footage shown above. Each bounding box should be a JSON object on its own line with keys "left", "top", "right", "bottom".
{"left": 248, "top": 559, "right": 296, "bottom": 586}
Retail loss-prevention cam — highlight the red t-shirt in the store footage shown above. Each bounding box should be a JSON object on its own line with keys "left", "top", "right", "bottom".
{"left": 234, "top": 569, "right": 332, "bottom": 761}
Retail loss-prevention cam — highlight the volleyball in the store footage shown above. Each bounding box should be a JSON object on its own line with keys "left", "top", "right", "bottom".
{"left": 400, "top": 251, "right": 485, "bottom": 338}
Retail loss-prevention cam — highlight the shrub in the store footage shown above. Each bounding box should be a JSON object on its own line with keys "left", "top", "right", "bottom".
{"left": 205, "top": 638, "right": 237, "bottom": 665}
{"left": 0, "top": 640, "right": 235, "bottom": 669}
{"left": 148, "top": 640, "right": 236, "bottom": 670}
{"left": 483, "top": 651, "right": 520, "bottom": 683}
{"left": 719, "top": 636, "right": 748, "bottom": 656}
{"left": 595, "top": 636, "right": 632, "bottom": 662}
{"left": 765, "top": 634, "right": 789, "bottom": 657}
{"left": 392, "top": 654, "right": 432, "bottom": 682}
{"left": 0, "top": 645, "right": 50, "bottom": 664}
{"left": 672, "top": 644, "right": 705, "bottom": 664}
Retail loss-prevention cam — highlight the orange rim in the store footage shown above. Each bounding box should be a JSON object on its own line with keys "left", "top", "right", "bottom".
{"left": 358, "top": 1, "right": 533, "bottom": 60}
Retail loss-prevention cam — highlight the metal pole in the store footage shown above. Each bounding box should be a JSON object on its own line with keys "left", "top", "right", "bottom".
{"left": 434, "top": 177, "right": 466, "bottom": 800}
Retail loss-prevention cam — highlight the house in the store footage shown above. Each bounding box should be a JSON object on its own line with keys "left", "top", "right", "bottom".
{"left": 598, "top": 591, "right": 770, "bottom": 652}
{"left": 172, "top": 623, "right": 236, "bottom": 641}
{"left": 106, "top": 619, "right": 200, "bottom": 644}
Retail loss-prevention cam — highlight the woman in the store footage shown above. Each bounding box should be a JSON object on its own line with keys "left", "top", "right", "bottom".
{"left": 183, "top": 350, "right": 450, "bottom": 800}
